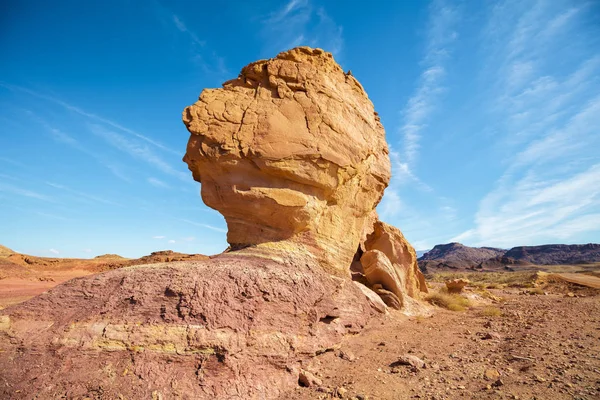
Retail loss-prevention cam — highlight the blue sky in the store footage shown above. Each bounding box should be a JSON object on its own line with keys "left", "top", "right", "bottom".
{"left": 1, "top": 0, "right": 599, "bottom": 257}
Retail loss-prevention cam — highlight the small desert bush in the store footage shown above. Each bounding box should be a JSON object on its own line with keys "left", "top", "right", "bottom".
{"left": 473, "top": 288, "right": 506, "bottom": 302}
{"left": 425, "top": 290, "right": 472, "bottom": 311}
{"left": 528, "top": 287, "right": 545, "bottom": 295}
{"left": 480, "top": 306, "right": 503, "bottom": 317}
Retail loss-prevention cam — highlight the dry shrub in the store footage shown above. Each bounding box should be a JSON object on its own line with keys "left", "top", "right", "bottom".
{"left": 528, "top": 287, "right": 545, "bottom": 295}
{"left": 474, "top": 288, "right": 505, "bottom": 302}
{"left": 425, "top": 290, "right": 472, "bottom": 312}
{"left": 480, "top": 306, "right": 503, "bottom": 317}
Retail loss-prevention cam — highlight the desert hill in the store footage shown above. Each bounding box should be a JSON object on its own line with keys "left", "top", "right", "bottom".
{"left": 0, "top": 246, "right": 208, "bottom": 308}
{"left": 418, "top": 242, "right": 600, "bottom": 272}
{"left": 419, "top": 242, "right": 504, "bottom": 267}
{"left": 0, "top": 245, "right": 15, "bottom": 257}
{"left": 504, "top": 243, "right": 600, "bottom": 265}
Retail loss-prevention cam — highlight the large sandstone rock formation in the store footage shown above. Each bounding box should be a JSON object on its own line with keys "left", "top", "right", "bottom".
{"left": 183, "top": 46, "right": 390, "bottom": 274}
{"left": 0, "top": 47, "right": 425, "bottom": 399}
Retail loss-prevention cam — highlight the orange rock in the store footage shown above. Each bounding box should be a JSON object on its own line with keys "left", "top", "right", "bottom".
{"left": 354, "top": 219, "right": 428, "bottom": 310}
{"left": 183, "top": 46, "right": 391, "bottom": 274}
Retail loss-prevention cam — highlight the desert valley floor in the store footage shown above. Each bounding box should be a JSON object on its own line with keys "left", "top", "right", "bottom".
{"left": 2, "top": 258, "right": 599, "bottom": 400}
{"left": 285, "top": 282, "right": 600, "bottom": 400}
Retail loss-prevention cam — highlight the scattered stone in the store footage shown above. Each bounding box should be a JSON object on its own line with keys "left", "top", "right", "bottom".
{"left": 391, "top": 355, "right": 426, "bottom": 369}
{"left": 336, "top": 386, "right": 348, "bottom": 398}
{"left": 151, "top": 391, "right": 163, "bottom": 400}
{"left": 445, "top": 279, "right": 470, "bottom": 293}
{"left": 299, "top": 370, "right": 323, "bottom": 388}
{"left": 492, "top": 379, "right": 504, "bottom": 387}
{"left": 482, "top": 332, "right": 502, "bottom": 340}
{"left": 337, "top": 350, "right": 357, "bottom": 362}
{"left": 484, "top": 369, "right": 501, "bottom": 381}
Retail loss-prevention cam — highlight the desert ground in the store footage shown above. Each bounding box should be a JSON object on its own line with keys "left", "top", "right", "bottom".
{"left": 284, "top": 271, "right": 600, "bottom": 400}
{"left": 3, "top": 251, "right": 599, "bottom": 399}
{"left": 0, "top": 248, "right": 207, "bottom": 309}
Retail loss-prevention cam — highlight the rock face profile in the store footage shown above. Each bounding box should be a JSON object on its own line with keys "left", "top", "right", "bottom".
{"left": 0, "top": 47, "right": 424, "bottom": 399}
{"left": 183, "top": 46, "right": 390, "bottom": 274}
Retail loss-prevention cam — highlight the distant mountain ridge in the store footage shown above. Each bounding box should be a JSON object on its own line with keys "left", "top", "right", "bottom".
{"left": 418, "top": 242, "right": 600, "bottom": 272}
{"left": 504, "top": 244, "right": 600, "bottom": 265}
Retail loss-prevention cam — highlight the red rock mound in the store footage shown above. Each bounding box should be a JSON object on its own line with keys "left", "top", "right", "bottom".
{"left": 1, "top": 254, "right": 373, "bottom": 398}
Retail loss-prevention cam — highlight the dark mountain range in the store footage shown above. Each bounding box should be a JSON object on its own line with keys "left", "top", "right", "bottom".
{"left": 503, "top": 244, "right": 600, "bottom": 265}
{"left": 418, "top": 242, "right": 600, "bottom": 272}
{"left": 418, "top": 243, "right": 506, "bottom": 272}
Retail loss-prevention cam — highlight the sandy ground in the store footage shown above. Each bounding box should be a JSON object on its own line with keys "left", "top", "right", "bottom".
{"left": 552, "top": 273, "right": 600, "bottom": 289}
{"left": 285, "top": 284, "right": 600, "bottom": 400}
{"left": 0, "top": 270, "right": 92, "bottom": 309}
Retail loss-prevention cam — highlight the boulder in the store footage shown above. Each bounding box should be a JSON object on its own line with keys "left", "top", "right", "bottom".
{"left": 353, "top": 219, "right": 428, "bottom": 310}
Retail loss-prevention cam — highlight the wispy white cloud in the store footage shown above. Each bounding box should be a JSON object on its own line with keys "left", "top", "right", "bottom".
{"left": 379, "top": 0, "right": 459, "bottom": 233}
{"left": 172, "top": 14, "right": 206, "bottom": 47}
{"left": 168, "top": 239, "right": 176, "bottom": 244}
{"left": 152, "top": 235, "right": 166, "bottom": 239}
{"left": 89, "top": 124, "right": 188, "bottom": 182}
{"left": 454, "top": 0, "right": 600, "bottom": 247}
{"left": 29, "top": 113, "right": 131, "bottom": 182}
{"left": 182, "top": 236, "right": 195, "bottom": 242}
{"left": 147, "top": 177, "right": 171, "bottom": 188}
{"left": 49, "top": 248, "right": 59, "bottom": 255}
{"left": 400, "top": 0, "right": 460, "bottom": 168}
{"left": 0, "top": 181, "right": 53, "bottom": 202}
{"left": 160, "top": 11, "right": 228, "bottom": 76}
{"left": 458, "top": 163, "right": 600, "bottom": 247}
{"left": 379, "top": 188, "right": 402, "bottom": 220}
{"left": 36, "top": 211, "right": 69, "bottom": 221}
{"left": 0, "top": 157, "right": 27, "bottom": 169}
{"left": 179, "top": 218, "right": 227, "bottom": 233}
{"left": 45, "top": 182, "right": 121, "bottom": 206}
{"left": 0, "top": 83, "right": 178, "bottom": 155}
{"left": 262, "top": 0, "right": 343, "bottom": 57}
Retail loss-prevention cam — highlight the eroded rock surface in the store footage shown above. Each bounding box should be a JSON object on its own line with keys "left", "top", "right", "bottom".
{"left": 0, "top": 255, "right": 375, "bottom": 399}
{"left": 183, "top": 46, "right": 390, "bottom": 274}
{"left": 352, "top": 220, "right": 428, "bottom": 311}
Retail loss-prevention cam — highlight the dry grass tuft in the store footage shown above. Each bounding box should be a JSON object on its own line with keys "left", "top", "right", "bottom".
{"left": 528, "top": 287, "right": 545, "bottom": 295}
{"left": 425, "top": 290, "right": 472, "bottom": 312}
{"left": 480, "top": 306, "right": 503, "bottom": 317}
